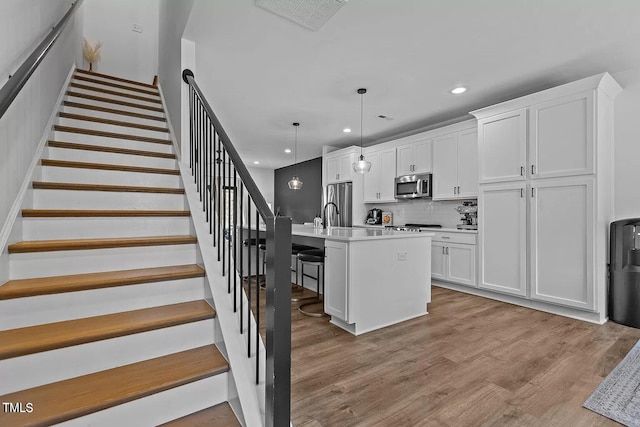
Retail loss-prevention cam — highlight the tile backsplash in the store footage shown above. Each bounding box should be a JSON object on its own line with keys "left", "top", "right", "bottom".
{"left": 364, "top": 199, "right": 475, "bottom": 228}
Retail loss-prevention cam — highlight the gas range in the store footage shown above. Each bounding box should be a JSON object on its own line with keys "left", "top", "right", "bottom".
{"left": 385, "top": 224, "right": 442, "bottom": 232}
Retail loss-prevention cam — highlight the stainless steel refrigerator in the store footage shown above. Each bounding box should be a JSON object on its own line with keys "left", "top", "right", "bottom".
{"left": 324, "top": 182, "right": 352, "bottom": 227}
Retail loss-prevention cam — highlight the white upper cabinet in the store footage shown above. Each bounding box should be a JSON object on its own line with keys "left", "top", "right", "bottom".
{"left": 477, "top": 108, "right": 527, "bottom": 184}
{"left": 396, "top": 139, "right": 431, "bottom": 176}
{"left": 432, "top": 128, "right": 478, "bottom": 200}
{"left": 326, "top": 151, "right": 354, "bottom": 184}
{"left": 457, "top": 129, "right": 479, "bottom": 199}
{"left": 432, "top": 134, "right": 458, "bottom": 199}
{"left": 529, "top": 91, "right": 594, "bottom": 179}
{"left": 363, "top": 147, "right": 396, "bottom": 203}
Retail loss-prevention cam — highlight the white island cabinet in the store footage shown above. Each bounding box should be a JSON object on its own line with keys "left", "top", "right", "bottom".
{"left": 292, "top": 225, "right": 432, "bottom": 335}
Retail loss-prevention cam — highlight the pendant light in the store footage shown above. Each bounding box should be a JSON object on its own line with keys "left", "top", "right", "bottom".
{"left": 352, "top": 88, "right": 371, "bottom": 173}
{"left": 288, "top": 122, "right": 303, "bottom": 190}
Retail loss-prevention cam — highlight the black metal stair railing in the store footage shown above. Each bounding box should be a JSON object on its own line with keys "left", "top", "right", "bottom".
{"left": 182, "top": 69, "right": 291, "bottom": 427}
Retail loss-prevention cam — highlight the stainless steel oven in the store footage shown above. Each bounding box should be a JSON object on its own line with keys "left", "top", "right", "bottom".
{"left": 394, "top": 173, "right": 432, "bottom": 199}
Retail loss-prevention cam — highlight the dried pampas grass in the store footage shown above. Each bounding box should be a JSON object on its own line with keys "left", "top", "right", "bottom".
{"left": 82, "top": 38, "right": 102, "bottom": 66}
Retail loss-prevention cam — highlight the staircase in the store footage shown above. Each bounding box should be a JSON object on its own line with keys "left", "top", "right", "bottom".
{"left": 0, "top": 69, "right": 241, "bottom": 426}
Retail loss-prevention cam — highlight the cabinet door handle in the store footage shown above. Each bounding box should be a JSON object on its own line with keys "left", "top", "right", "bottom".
{"left": 531, "top": 164, "right": 535, "bottom": 174}
{"left": 446, "top": 247, "right": 449, "bottom": 255}
{"left": 442, "top": 247, "right": 445, "bottom": 254}
{"left": 531, "top": 187, "right": 535, "bottom": 197}
{"left": 520, "top": 188, "right": 524, "bottom": 198}
{"left": 453, "top": 186, "right": 457, "bottom": 195}
{"left": 520, "top": 166, "right": 524, "bottom": 176}
{"left": 457, "top": 186, "right": 461, "bottom": 194}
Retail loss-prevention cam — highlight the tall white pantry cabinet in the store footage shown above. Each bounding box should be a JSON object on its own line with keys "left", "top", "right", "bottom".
{"left": 471, "top": 73, "right": 621, "bottom": 323}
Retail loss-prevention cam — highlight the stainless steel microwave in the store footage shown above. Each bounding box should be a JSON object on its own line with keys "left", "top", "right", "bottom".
{"left": 394, "top": 173, "right": 432, "bottom": 199}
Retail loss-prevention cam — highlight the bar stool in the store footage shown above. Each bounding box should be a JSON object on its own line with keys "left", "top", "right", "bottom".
{"left": 243, "top": 238, "right": 266, "bottom": 285}
{"left": 258, "top": 243, "right": 315, "bottom": 296}
{"left": 297, "top": 248, "right": 328, "bottom": 317}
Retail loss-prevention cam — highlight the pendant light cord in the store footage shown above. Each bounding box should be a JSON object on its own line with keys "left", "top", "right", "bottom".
{"left": 294, "top": 123, "right": 298, "bottom": 176}
{"left": 360, "top": 91, "right": 364, "bottom": 156}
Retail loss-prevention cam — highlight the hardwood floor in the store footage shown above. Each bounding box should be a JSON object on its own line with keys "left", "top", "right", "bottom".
{"left": 283, "top": 286, "right": 640, "bottom": 426}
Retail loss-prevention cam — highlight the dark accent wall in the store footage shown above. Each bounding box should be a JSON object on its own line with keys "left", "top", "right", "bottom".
{"left": 274, "top": 157, "right": 322, "bottom": 224}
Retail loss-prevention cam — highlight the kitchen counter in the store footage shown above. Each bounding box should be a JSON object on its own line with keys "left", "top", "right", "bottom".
{"left": 353, "top": 224, "right": 478, "bottom": 234}
{"left": 292, "top": 224, "right": 434, "bottom": 241}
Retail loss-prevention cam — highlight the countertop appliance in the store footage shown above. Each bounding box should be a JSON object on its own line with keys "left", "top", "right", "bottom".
{"left": 366, "top": 208, "right": 382, "bottom": 225}
{"left": 609, "top": 218, "right": 640, "bottom": 328}
{"left": 385, "top": 224, "right": 442, "bottom": 232}
{"left": 394, "top": 173, "right": 432, "bottom": 199}
{"left": 324, "top": 182, "right": 352, "bottom": 227}
{"left": 456, "top": 201, "right": 478, "bottom": 230}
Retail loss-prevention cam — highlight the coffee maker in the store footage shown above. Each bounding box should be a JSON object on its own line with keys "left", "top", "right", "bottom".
{"left": 366, "top": 208, "right": 382, "bottom": 225}
{"left": 456, "top": 201, "right": 477, "bottom": 230}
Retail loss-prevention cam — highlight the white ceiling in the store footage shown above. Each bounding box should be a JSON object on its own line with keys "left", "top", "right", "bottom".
{"left": 184, "top": 0, "right": 640, "bottom": 170}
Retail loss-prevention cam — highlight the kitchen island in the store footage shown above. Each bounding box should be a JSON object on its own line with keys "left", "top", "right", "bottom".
{"left": 292, "top": 225, "right": 433, "bottom": 335}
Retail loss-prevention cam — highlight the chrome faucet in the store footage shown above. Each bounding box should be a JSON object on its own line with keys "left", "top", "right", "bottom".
{"left": 323, "top": 202, "right": 339, "bottom": 229}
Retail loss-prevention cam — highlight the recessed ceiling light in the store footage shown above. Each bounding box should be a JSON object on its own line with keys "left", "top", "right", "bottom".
{"left": 253, "top": 161, "right": 260, "bottom": 165}
{"left": 284, "top": 148, "right": 292, "bottom": 153}
{"left": 450, "top": 87, "right": 467, "bottom": 94}
{"left": 343, "top": 128, "right": 351, "bottom": 133}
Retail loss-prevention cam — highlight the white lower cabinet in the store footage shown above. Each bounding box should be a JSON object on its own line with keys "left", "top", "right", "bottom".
{"left": 431, "top": 232, "right": 477, "bottom": 287}
{"left": 323, "top": 240, "right": 349, "bottom": 322}
{"left": 478, "top": 182, "right": 527, "bottom": 296}
{"left": 529, "top": 177, "right": 595, "bottom": 310}
{"left": 478, "top": 177, "right": 596, "bottom": 311}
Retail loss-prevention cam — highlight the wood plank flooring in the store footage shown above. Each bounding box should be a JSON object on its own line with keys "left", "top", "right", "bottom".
{"left": 279, "top": 286, "right": 640, "bottom": 426}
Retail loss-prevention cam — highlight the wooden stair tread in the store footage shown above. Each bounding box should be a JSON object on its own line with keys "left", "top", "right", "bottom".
{"left": 41, "top": 159, "right": 181, "bottom": 175}
{"left": 73, "top": 74, "right": 160, "bottom": 96}
{"left": 75, "top": 68, "right": 158, "bottom": 89}
{"left": 63, "top": 101, "right": 166, "bottom": 122}
{"left": 54, "top": 125, "right": 172, "bottom": 145}
{"left": 48, "top": 140, "right": 176, "bottom": 159}
{"left": 8, "top": 235, "right": 197, "bottom": 254}
{"left": 22, "top": 209, "right": 191, "bottom": 217}
{"left": 70, "top": 82, "right": 162, "bottom": 104}
{"left": 58, "top": 112, "right": 169, "bottom": 133}
{"left": 0, "top": 264, "right": 205, "bottom": 300}
{"left": 32, "top": 181, "right": 185, "bottom": 194}
{"left": 67, "top": 91, "right": 164, "bottom": 112}
{"left": 0, "top": 301, "right": 215, "bottom": 360}
{"left": 0, "top": 344, "right": 227, "bottom": 426}
{"left": 160, "top": 403, "right": 240, "bottom": 427}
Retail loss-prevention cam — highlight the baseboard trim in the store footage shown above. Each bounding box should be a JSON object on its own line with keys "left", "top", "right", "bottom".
{"left": 0, "top": 64, "right": 77, "bottom": 283}
{"left": 432, "top": 280, "right": 607, "bottom": 324}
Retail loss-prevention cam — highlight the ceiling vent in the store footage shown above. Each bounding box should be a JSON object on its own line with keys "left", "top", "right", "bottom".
{"left": 256, "top": 0, "right": 347, "bottom": 31}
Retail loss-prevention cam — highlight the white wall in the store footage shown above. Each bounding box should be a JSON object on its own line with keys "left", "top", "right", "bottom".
{"left": 246, "top": 167, "right": 275, "bottom": 210}
{"left": 82, "top": 0, "right": 159, "bottom": 83}
{"left": 613, "top": 68, "right": 640, "bottom": 221}
{"left": 157, "top": 0, "right": 195, "bottom": 152}
{"left": 0, "top": 0, "right": 83, "bottom": 266}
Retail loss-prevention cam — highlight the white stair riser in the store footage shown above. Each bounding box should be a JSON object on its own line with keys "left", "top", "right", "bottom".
{"left": 32, "top": 189, "right": 186, "bottom": 210}
{"left": 73, "top": 74, "right": 159, "bottom": 95}
{"left": 61, "top": 104, "right": 168, "bottom": 128}
{"left": 67, "top": 87, "right": 163, "bottom": 110}
{"left": 46, "top": 146, "right": 177, "bottom": 169}
{"left": 53, "top": 130, "right": 174, "bottom": 154}
{"left": 22, "top": 216, "right": 193, "bottom": 240}
{"left": 65, "top": 94, "right": 165, "bottom": 119}
{"left": 57, "top": 117, "right": 170, "bottom": 140}
{"left": 57, "top": 373, "right": 228, "bottom": 427}
{"left": 71, "top": 77, "right": 161, "bottom": 99}
{"left": 10, "top": 244, "right": 199, "bottom": 279}
{"left": 0, "top": 277, "right": 206, "bottom": 330}
{"left": 0, "top": 319, "right": 216, "bottom": 394}
{"left": 40, "top": 165, "right": 182, "bottom": 187}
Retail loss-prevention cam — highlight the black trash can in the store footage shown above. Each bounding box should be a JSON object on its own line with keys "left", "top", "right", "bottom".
{"left": 609, "top": 218, "right": 640, "bottom": 328}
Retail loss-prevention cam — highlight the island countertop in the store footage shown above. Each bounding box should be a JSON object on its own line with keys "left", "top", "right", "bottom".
{"left": 292, "top": 224, "right": 434, "bottom": 242}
